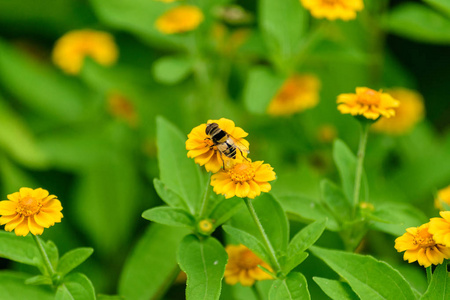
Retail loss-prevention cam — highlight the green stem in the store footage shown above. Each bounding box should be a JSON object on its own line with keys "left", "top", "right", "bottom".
{"left": 426, "top": 266, "right": 432, "bottom": 284}
{"left": 33, "top": 235, "right": 55, "bottom": 275}
{"left": 244, "top": 198, "right": 282, "bottom": 273}
{"left": 199, "top": 172, "right": 212, "bottom": 218}
{"left": 352, "top": 122, "right": 370, "bottom": 218}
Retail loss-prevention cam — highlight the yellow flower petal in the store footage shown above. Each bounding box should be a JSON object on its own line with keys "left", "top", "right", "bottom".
{"left": 0, "top": 201, "right": 17, "bottom": 215}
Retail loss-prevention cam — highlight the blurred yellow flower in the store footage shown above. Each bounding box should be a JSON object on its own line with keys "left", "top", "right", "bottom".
{"left": 429, "top": 211, "right": 450, "bottom": 247}
{"left": 372, "top": 88, "right": 424, "bottom": 135}
{"left": 300, "top": 0, "right": 364, "bottom": 21}
{"left": 224, "top": 244, "right": 273, "bottom": 286}
{"left": 211, "top": 160, "right": 276, "bottom": 199}
{"left": 155, "top": 5, "right": 204, "bottom": 34}
{"left": 337, "top": 87, "right": 400, "bottom": 120}
{"left": 197, "top": 219, "right": 214, "bottom": 234}
{"left": 317, "top": 124, "right": 337, "bottom": 143}
{"left": 107, "top": 92, "right": 139, "bottom": 127}
{"left": 52, "top": 29, "right": 118, "bottom": 75}
{"left": 267, "top": 74, "right": 320, "bottom": 116}
{"left": 186, "top": 118, "right": 249, "bottom": 173}
{"left": 434, "top": 185, "right": 450, "bottom": 210}
{"left": 394, "top": 222, "right": 450, "bottom": 268}
{"left": 0, "top": 188, "right": 63, "bottom": 236}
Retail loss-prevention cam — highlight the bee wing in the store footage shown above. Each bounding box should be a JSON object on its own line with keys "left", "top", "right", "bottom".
{"left": 229, "top": 136, "right": 250, "bottom": 154}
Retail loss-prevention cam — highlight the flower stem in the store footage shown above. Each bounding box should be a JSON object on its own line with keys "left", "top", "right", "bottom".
{"left": 199, "top": 172, "right": 212, "bottom": 218}
{"left": 352, "top": 122, "right": 370, "bottom": 218}
{"left": 33, "top": 235, "right": 55, "bottom": 275}
{"left": 426, "top": 266, "right": 432, "bottom": 284}
{"left": 244, "top": 198, "right": 282, "bottom": 273}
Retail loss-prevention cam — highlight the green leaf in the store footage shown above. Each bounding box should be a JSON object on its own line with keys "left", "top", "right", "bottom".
{"left": 142, "top": 207, "right": 195, "bottom": 228}
{"left": 222, "top": 225, "right": 271, "bottom": 265}
{"left": 310, "top": 246, "right": 416, "bottom": 300}
{"left": 282, "top": 252, "right": 308, "bottom": 275}
{"left": 118, "top": 224, "right": 189, "bottom": 300}
{"left": 152, "top": 55, "right": 193, "bottom": 85}
{"left": 259, "top": 0, "right": 307, "bottom": 66}
{"left": 209, "top": 198, "right": 244, "bottom": 228}
{"left": 284, "top": 219, "right": 326, "bottom": 273}
{"left": 332, "top": 139, "right": 358, "bottom": 203}
{"left": 0, "top": 231, "right": 39, "bottom": 266}
{"left": 0, "top": 97, "right": 48, "bottom": 168}
{"left": 269, "top": 272, "right": 310, "bottom": 300}
{"left": 97, "top": 295, "right": 125, "bottom": 300}
{"left": 25, "top": 275, "right": 53, "bottom": 286}
{"left": 369, "top": 202, "right": 428, "bottom": 236}
{"left": 424, "top": 0, "right": 450, "bottom": 17}
{"left": 0, "top": 271, "right": 53, "bottom": 300}
{"left": 313, "top": 277, "right": 359, "bottom": 300}
{"left": 57, "top": 248, "right": 94, "bottom": 276}
{"left": 243, "top": 66, "right": 285, "bottom": 114}
{"left": 55, "top": 273, "right": 96, "bottom": 300}
{"left": 0, "top": 39, "right": 87, "bottom": 121}
{"left": 421, "top": 260, "right": 450, "bottom": 300}
{"left": 153, "top": 178, "right": 190, "bottom": 210}
{"left": 320, "top": 179, "right": 351, "bottom": 224}
{"left": 157, "top": 116, "right": 203, "bottom": 215}
{"left": 384, "top": 3, "right": 450, "bottom": 44}
{"left": 178, "top": 235, "right": 228, "bottom": 300}
{"left": 44, "top": 240, "right": 59, "bottom": 271}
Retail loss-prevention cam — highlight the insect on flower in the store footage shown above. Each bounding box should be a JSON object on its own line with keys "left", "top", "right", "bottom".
{"left": 205, "top": 122, "right": 249, "bottom": 169}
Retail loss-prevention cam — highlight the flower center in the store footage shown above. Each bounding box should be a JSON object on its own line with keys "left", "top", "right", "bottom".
{"left": 238, "top": 249, "right": 262, "bottom": 269}
{"left": 358, "top": 89, "right": 381, "bottom": 105}
{"left": 413, "top": 228, "right": 436, "bottom": 248}
{"left": 17, "top": 196, "right": 41, "bottom": 217}
{"left": 228, "top": 162, "right": 255, "bottom": 182}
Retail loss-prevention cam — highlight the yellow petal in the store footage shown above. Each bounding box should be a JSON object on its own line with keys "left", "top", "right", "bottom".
{"left": 19, "top": 187, "right": 33, "bottom": 198}
{"left": 0, "top": 201, "right": 17, "bottom": 215}
{"left": 4, "top": 215, "right": 24, "bottom": 231}
{"left": 28, "top": 217, "right": 44, "bottom": 235}
{"left": 32, "top": 188, "right": 49, "bottom": 200}
{"left": 6, "top": 192, "right": 20, "bottom": 202}
{"left": 238, "top": 270, "right": 255, "bottom": 286}
{"left": 235, "top": 182, "right": 250, "bottom": 198}
{"left": 14, "top": 218, "right": 30, "bottom": 236}
{"left": 34, "top": 211, "right": 55, "bottom": 227}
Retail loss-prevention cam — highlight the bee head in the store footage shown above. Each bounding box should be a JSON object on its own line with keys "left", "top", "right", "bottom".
{"left": 205, "top": 123, "right": 219, "bottom": 135}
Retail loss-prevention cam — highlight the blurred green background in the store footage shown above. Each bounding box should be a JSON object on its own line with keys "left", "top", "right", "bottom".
{"left": 0, "top": 0, "right": 449, "bottom": 298}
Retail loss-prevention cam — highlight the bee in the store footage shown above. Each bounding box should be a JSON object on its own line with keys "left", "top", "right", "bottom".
{"left": 205, "top": 122, "right": 249, "bottom": 168}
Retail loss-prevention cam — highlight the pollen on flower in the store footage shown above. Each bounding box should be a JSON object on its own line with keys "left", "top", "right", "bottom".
{"left": 229, "top": 163, "right": 255, "bottom": 182}
{"left": 300, "top": 0, "right": 364, "bottom": 21}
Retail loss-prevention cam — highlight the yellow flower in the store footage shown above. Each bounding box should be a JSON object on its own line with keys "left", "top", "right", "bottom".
{"left": 224, "top": 244, "right": 273, "bottom": 286}
{"left": 372, "top": 88, "right": 424, "bottom": 135}
{"left": 429, "top": 211, "right": 450, "bottom": 247}
{"left": 300, "top": 0, "right": 364, "bottom": 21}
{"left": 197, "top": 219, "right": 214, "bottom": 235}
{"left": 394, "top": 222, "right": 450, "bottom": 268}
{"left": 337, "top": 87, "right": 400, "bottom": 120}
{"left": 155, "top": 5, "right": 204, "bottom": 34}
{"left": 211, "top": 160, "right": 276, "bottom": 199}
{"left": 52, "top": 29, "right": 118, "bottom": 75}
{"left": 317, "top": 124, "right": 337, "bottom": 143}
{"left": 107, "top": 92, "right": 138, "bottom": 127}
{"left": 267, "top": 74, "right": 320, "bottom": 116}
{"left": 186, "top": 118, "right": 249, "bottom": 173}
{"left": 0, "top": 188, "right": 63, "bottom": 236}
{"left": 434, "top": 185, "right": 450, "bottom": 210}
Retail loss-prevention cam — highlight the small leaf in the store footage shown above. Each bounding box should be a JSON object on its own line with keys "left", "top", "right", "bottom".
{"left": 269, "top": 272, "right": 310, "bottom": 300}
{"left": 157, "top": 116, "right": 203, "bottom": 215}
{"left": 152, "top": 55, "right": 193, "bottom": 85}
{"left": 0, "top": 271, "right": 53, "bottom": 300}
{"left": 223, "top": 225, "right": 271, "bottom": 265}
{"left": 57, "top": 248, "right": 94, "bottom": 276}
{"left": 97, "top": 295, "right": 125, "bottom": 300}
{"left": 153, "top": 178, "right": 190, "bottom": 210}
{"left": 421, "top": 260, "right": 450, "bottom": 300}
{"left": 424, "top": 0, "right": 450, "bottom": 17}
{"left": 209, "top": 198, "right": 244, "bottom": 228}
{"left": 44, "top": 240, "right": 59, "bottom": 270}
{"left": 243, "top": 66, "right": 285, "bottom": 114}
{"left": 177, "top": 235, "right": 228, "bottom": 300}
{"left": 332, "top": 139, "right": 357, "bottom": 203}
{"left": 282, "top": 252, "right": 308, "bottom": 275}
{"left": 142, "top": 207, "right": 195, "bottom": 228}
{"left": 313, "top": 277, "right": 359, "bottom": 300}
{"left": 25, "top": 275, "right": 53, "bottom": 286}
{"left": 320, "top": 179, "right": 351, "bottom": 223}
{"left": 310, "top": 246, "right": 416, "bottom": 300}
{"left": 0, "top": 231, "right": 40, "bottom": 266}
{"left": 56, "top": 273, "right": 96, "bottom": 300}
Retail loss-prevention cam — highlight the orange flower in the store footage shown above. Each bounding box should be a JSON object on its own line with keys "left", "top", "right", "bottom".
{"left": 155, "top": 5, "right": 204, "bottom": 34}
{"left": 394, "top": 222, "right": 450, "bottom": 268}
{"left": 267, "top": 74, "right": 320, "bottom": 116}
{"left": 186, "top": 118, "right": 249, "bottom": 173}
{"left": 372, "top": 88, "right": 424, "bottom": 135}
{"left": 429, "top": 211, "right": 450, "bottom": 247}
{"left": 210, "top": 160, "right": 276, "bottom": 199}
{"left": 224, "top": 244, "right": 273, "bottom": 286}
{"left": 337, "top": 87, "right": 400, "bottom": 120}
{"left": 0, "top": 188, "right": 63, "bottom": 236}
{"left": 52, "top": 29, "right": 118, "bottom": 75}
{"left": 434, "top": 185, "right": 450, "bottom": 211}
{"left": 300, "top": 0, "right": 364, "bottom": 21}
